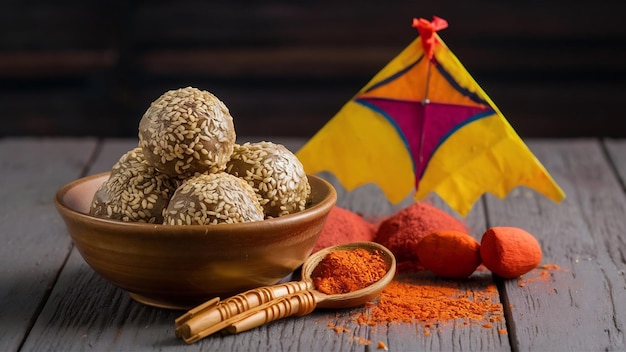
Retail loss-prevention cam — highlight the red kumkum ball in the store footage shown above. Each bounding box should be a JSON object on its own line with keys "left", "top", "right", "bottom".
{"left": 416, "top": 230, "right": 482, "bottom": 279}
{"left": 480, "top": 226, "right": 542, "bottom": 279}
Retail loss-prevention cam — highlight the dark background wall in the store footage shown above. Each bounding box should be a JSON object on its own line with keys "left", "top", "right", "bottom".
{"left": 1, "top": 0, "right": 625, "bottom": 138}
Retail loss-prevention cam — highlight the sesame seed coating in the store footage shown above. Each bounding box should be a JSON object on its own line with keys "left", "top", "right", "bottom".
{"left": 226, "top": 141, "right": 311, "bottom": 218}
{"left": 138, "top": 87, "right": 236, "bottom": 178}
{"left": 163, "top": 172, "right": 264, "bottom": 225}
{"left": 90, "top": 147, "right": 180, "bottom": 223}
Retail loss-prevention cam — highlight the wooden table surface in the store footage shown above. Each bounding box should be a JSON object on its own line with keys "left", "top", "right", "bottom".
{"left": 2, "top": 137, "right": 626, "bottom": 351}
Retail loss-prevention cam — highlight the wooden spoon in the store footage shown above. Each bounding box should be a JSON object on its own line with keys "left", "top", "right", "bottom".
{"left": 175, "top": 241, "right": 396, "bottom": 344}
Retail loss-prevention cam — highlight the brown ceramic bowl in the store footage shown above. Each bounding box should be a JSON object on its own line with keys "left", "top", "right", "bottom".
{"left": 54, "top": 172, "right": 337, "bottom": 310}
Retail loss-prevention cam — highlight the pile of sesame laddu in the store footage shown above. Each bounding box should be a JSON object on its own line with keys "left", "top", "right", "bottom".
{"left": 90, "top": 87, "right": 311, "bottom": 225}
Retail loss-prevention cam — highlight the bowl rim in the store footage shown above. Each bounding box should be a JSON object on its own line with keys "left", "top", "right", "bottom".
{"left": 54, "top": 171, "right": 337, "bottom": 237}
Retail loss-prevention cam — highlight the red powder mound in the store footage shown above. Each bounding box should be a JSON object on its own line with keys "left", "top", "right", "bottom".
{"left": 373, "top": 202, "right": 468, "bottom": 272}
{"left": 313, "top": 206, "right": 376, "bottom": 252}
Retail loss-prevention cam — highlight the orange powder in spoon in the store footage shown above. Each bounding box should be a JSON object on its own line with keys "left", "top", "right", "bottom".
{"left": 311, "top": 248, "right": 388, "bottom": 295}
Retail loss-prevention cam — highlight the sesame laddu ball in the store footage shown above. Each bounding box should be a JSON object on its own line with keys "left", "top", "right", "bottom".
{"left": 109, "top": 145, "right": 145, "bottom": 171}
{"left": 138, "top": 87, "right": 236, "bottom": 178}
{"left": 226, "top": 141, "right": 311, "bottom": 218}
{"left": 90, "top": 147, "right": 179, "bottom": 223}
{"left": 163, "top": 173, "right": 264, "bottom": 225}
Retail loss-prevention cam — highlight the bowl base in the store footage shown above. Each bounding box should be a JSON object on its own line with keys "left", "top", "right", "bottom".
{"left": 127, "top": 271, "right": 298, "bottom": 310}
{"left": 127, "top": 292, "right": 201, "bottom": 311}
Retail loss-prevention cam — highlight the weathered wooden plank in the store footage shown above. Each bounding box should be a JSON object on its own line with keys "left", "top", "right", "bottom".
{"left": 21, "top": 137, "right": 511, "bottom": 351}
{"left": 19, "top": 138, "right": 341, "bottom": 351}
{"left": 365, "top": 273, "right": 509, "bottom": 352}
{"left": 344, "top": 193, "right": 510, "bottom": 351}
{"left": 41, "top": 138, "right": 621, "bottom": 351}
{"left": 24, "top": 245, "right": 507, "bottom": 351}
{"left": 0, "top": 83, "right": 128, "bottom": 138}
{"left": 17, "top": 138, "right": 192, "bottom": 351}
{"left": 8, "top": 135, "right": 626, "bottom": 350}
{"left": 0, "top": 138, "right": 97, "bottom": 352}
{"left": 28, "top": 248, "right": 276, "bottom": 352}
{"left": 484, "top": 139, "right": 626, "bottom": 351}
{"left": 27, "top": 256, "right": 401, "bottom": 351}
{"left": 244, "top": 137, "right": 509, "bottom": 350}
{"left": 288, "top": 138, "right": 509, "bottom": 350}
{"left": 605, "top": 138, "right": 626, "bottom": 187}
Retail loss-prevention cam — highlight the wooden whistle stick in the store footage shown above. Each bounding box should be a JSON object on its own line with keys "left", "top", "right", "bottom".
{"left": 175, "top": 281, "right": 312, "bottom": 343}
{"left": 226, "top": 290, "right": 317, "bottom": 334}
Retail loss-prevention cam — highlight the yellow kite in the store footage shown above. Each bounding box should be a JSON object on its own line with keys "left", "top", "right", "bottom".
{"left": 296, "top": 16, "right": 565, "bottom": 216}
